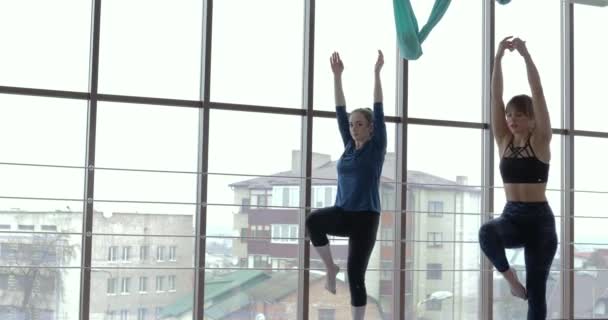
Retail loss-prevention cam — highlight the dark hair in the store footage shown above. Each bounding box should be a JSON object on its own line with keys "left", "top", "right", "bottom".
{"left": 350, "top": 108, "right": 373, "bottom": 124}
{"left": 505, "top": 94, "right": 534, "bottom": 118}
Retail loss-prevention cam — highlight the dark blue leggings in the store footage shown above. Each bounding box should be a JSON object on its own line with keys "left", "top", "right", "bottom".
{"left": 306, "top": 206, "right": 379, "bottom": 307}
{"left": 479, "top": 201, "right": 558, "bottom": 320}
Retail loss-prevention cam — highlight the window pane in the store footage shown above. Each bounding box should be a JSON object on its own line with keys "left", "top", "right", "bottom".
{"left": 575, "top": 137, "right": 608, "bottom": 318}
{"left": 203, "top": 270, "right": 299, "bottom": 319}
{"left": 0, "top": 230, "right": 81, "bottom": 320}
{"left": 91, "top": 268, "right": 193, "bottom": 320}
{"left": 404, "top": 270, "right": 480, "bottom": 320}
{"left": 408, "top": 1, "right": 481, "bottom": 122}
{"left": 0, "top": 94, "right": 87, "bottom": 166}
{"left": 96, "top": 102, "right": 199, "bottom": 172}
{"left": 0, "top": 1, "right": 91, "bottom": 91}
{"left": 207, "top": 202, "right": 300, "bottom": 270}
{"left": 574, "top": 5, "right": 608, "bottom": 132}
{"left": 0, "top": 165, "right": 83, "bottom": 201}
{"left": 94, "top": 169, "right": 197, "bottom": 204}
{"left": 408, "top": 125, "right": 481, "bottom": 186}
{"left": 211, "top": 0, "right": 303, "bottom": 107}
{"left": 407, "top": 125, "right": 482, "bottom": 319}
{"left": 208, "top": 111, "right": 301, "bottom": 175}
{"left": 575, "top": 137, "right": 608, "bottom": 193}
{"left": 314, "top": 0, "right": 396, "bottom": 115}
{"left": 207, "top": 110, "right": 302, "bottom": 271}
{"left": 98, "top": 0, "right": 203, "bottom": 99}
{"left": 572, "top": 242, "right": 608, "bottom": 319}
{"left": 495, "top": 0, "right": 561, "bottom": 129}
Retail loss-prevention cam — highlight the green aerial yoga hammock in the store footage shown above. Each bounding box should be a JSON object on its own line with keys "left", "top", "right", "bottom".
{"left": 393, "top": 0, "right": 510, "bottom": 60}
{"left": 393, "top": 0, "right": 452, "bottom": 60}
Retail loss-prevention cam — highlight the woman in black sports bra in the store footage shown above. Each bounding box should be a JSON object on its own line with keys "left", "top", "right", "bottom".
{"left": 479, "top": 36, "right": 558, "bottom": 320}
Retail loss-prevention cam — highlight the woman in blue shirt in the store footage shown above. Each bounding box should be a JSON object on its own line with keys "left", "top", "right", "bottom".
{"left": 306, "top": 50, "right": 387, "bottom": 320}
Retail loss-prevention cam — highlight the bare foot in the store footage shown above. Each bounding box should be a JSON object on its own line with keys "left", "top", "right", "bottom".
{"left": 325, "top": 264, "right": 339, "bottom": 294}
{"left": 502, "top": 268, "right": 527, "bottom": 300}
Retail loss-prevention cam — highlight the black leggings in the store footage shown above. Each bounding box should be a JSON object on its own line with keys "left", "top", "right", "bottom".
{"left": 306, "top": 206, "right": 380, "bottom": 307}
{"left": 479, "top": 201, "right": 558, "bottom": 320}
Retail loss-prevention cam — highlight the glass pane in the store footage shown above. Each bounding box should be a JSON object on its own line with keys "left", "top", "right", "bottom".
{"left": 207, "top": 111, "right": 302, "bottom": 273}
{"left": 495, "top": 0, "right": 561, "bottom": 129}
{"left": 95, "top": 102, "right": 199, "bottom": 219}
{"left": 309, "top": 270, "right": 394, "bottom": 320}
{"left": 99, "top": 0, "right": 203, "bottom": 99}
{"left": 574, "top": 5, "right": 608, "bottom": 132}
{"left": 90, "top": 268, "right": 194, "bottom": 320}
{"left": 208, "top": 111, "right": 301, "bottom": 175}
{"left": 94, "top": 169, "right": 197, "bottom": 203}
{"left": 0, "top": 222, "right": 81, "bottom": 320}
{"left": 0, "top": 94, "right": 87, "bottom": 166}
{"left": 314, "top": 0, "right": 397, "bottom": 115}
{"left": 0, "top": 199, "right": 84, "bottom": 234}
{"left": 0, "top": 267, "right": 81, "bottom": 320}
{"left": 575, "top": 217, "right": 608, "bottom": 247}
{"left": 92, "top": 202, "right": 195, "bottom": 237}
{"left": 207, "top": 202, "right": 301, "bottom": 270}
{"left": 0, "top": 1, "right": 91, "bottom": 91}
{"left": 409, "top": 1, "right": 482, "bottom": 122}
{"left": 408, "top": 125, "right": 482, "bottom": 186}
{"left": 0, "top": 164, "right": 84, "bottom": 201}
{"left": 575, "top": 137, "right": 608, "bottom": 193}
{"left": 404, "top": 271, "right": 481, "bottom": 320}
{"left": 96, "top": 102, "right": 199, "bottom": 172}
{"left": 574, "top": 132, "right": 608, "bottom": 264}
{"left": 573, "top": 243, "right": 608, "bottom": 319}
{"left": 211, "top": 0, "right": 304, "bottom": 107}
{"left": 203, "top": 269, "right": 298, "bottom": 320}
{"left": 407, "top": 126, "right": 482, "bottom": 319}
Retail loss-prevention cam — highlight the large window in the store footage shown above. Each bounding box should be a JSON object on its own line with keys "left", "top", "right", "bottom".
{"left": 574, "top": 5, "right": 608, "bottom": 132}
{"left": 98, "top": 0, "right": 203, "bottom": 99}
{"left": 313, "top": 0, "right": 397, "bottom": 115}
{"left": 211, "top": 0, "right": 304, "bottom": 107}
{"left": 0, "top": 1, "right": 91, "bottom": 91}
{"left": 409, "top": 1, "right": 482, "bottom": 122}
{"left": 1, "top": 2, "right": 602, "bottom": 320}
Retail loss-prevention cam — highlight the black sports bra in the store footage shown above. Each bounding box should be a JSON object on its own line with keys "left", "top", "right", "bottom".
{"left": 499, "top": 136, "right": 549, "bottom": 184}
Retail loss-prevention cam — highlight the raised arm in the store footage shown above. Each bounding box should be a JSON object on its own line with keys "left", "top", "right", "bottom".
{"left": 372, "top": 50, "right": 386, "bottom": 150}
{"left": 374, "top": 50, "right": 383, "bottom": 104}
{"left": 331, "top": 52, "right": 350, "bottom": 146}
{"left": 513, "top": 38, "right": 552, "bottom": 142}
{"left": 491, "top": 36, "right": 512, "bottom": 145}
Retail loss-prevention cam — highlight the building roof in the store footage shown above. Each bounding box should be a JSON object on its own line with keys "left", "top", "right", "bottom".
{"left": 160, "top": 270, "right": 268, "bottom": 319}
{"left": 160, "top": 271, "right": 322, "bottom": 320}
{"left": 229, "top": 153, "right": 476, "bottom": 192}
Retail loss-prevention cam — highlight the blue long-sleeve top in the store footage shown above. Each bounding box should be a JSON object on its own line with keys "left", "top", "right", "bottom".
{"left": 334, "top": 102, "right": 387, "bottom": 214}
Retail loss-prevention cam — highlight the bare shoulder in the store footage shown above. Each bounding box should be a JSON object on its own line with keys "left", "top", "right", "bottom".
{"left": 530, "top": 133, "right": 551, "bottom": 163}
{"left": 496, "top": 134, "right": 512, "bottom": 158}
